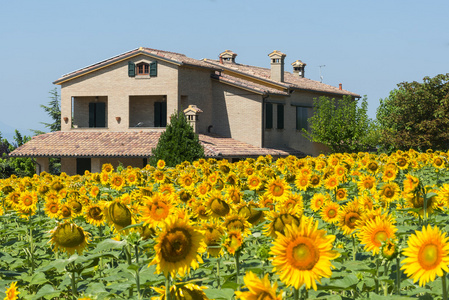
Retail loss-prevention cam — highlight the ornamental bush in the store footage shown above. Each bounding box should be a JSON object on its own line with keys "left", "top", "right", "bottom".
{"left": 150, "top": 111, "right": 204, "bottom": 167}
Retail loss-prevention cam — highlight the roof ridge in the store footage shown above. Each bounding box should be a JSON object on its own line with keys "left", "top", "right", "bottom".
{"left": 141, "top": 47, "right": 188, "bottom": 57}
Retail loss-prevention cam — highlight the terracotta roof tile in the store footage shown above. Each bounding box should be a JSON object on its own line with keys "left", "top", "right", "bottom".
{"left": 9, "top": 131, "right": 304, "bottom": 158}
{"left": 203, "top": 59, "right": 360, "bottom": 97}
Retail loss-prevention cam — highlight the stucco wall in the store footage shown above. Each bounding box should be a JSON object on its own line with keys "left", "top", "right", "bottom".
{"left": 60, "top": 54, "right": 179, "bottom": 132}
{"left": 211, "top": 81, "right": 263, "bottom": 147}
{"left": 263, "top": 91, "right": 330, "bottom": 156}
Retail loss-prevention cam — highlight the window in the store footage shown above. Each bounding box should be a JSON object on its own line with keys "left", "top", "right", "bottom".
{"left": 265, "top": 103, "right": 273, "bottom": 129}
{"left": 128, "top": 61, "right": 157, "bottom": 77}
{"left": 296, "top": 106, "right": 309, "bottom": 131}
{"left": 136, "top": 62, "right": 149, "bottom": 75}
{"left": 89, "top": 102, "right": 106, "bottom": 128}
{"left": 277, "top": 104, "right": 284, "bottom": 129}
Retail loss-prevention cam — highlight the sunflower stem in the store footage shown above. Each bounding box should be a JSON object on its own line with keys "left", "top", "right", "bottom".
{"left": 396, "top": 256, "right": 401, "bottom": 295}
{"left": 217, "top": 258, "right": 221, "bottom": 289}
{"left": 293, "top": 287, "right": 299, "bottom": 300}
{"left": 443, "top": 271, "right": 448, "bottom": 300}
{"left": 352, "top": 235, "right": 357, "bottom": 261}
{"left": 235, "top": 250, "right": 241, "bottom": 290}
{"left": 375, "top": 258, "right": 380, "bottom": 294}
{"left": 125, "top": 244, "right": 133, "bottom": 298}
{"left": 70, "top": 262, "right": 77, "bottom": 297}
{"left": 135, "top": 243, "right": 142, "bottom": 299}
{"left": 165, "top": 275, "right": 171, "bottom": 300}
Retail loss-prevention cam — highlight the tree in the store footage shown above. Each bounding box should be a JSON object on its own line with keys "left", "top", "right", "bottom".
{"left": 31, "top": 88, "right": 61, "bottom": 174}
{"left": 150, "top": 111, "right": 205, "bottom": 167}
{"left": 32, "top": 88, "right": 61, "bottom": 135}
{"left": 303, "top": 95, "right": 378, "bottom": 153}
{"left": 377, "top": 74, "right": 449, "bottom": 151}
{"left": 0, "top": 130, "right": 35, "bottom": 178}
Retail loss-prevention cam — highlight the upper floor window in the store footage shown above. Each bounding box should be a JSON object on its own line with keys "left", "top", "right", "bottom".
{"left": 136, "top": 62, "right": 149, "bottom": 75}
{"left": 128, "top": 61, "right": 158, "bottom": 77}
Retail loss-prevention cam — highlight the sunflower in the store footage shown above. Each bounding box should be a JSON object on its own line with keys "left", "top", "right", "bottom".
{"left": 366, "top": 160, "right": 379, "bottom": 173}
{"left": 84, "top": 202, "right": 106, "bottom": 226}
{"left": 153, "top": 170, "right": 166, "bottom": 184}
{"left": 338, "top": 201, "right": 364, "bottom": 236}
{"left": 335, "top": 188, "right": 348, "bottom": 202}
{"left": 401, "top": 225, "right": 449, "bottom": 287}
{"left": 4, "top": 281, "right": 20, "bottom": 300}
{"left": 152, "top": 283, "right": 208, "bottom": 300}
{"left": 49, "top": 222, "right": 90, "bottom": 255}
{"left": 247, "top": 174, "right": 264, "bottom": 191}
{"left": 264, "top": 177, "right": 291, "bottom": 202}
{"left": 294, "top": 174, "right": 310, "bottom": 191}
{"left": 226, "top": 185, "right": 243, "bottom": 204}
{"left": 110, "top": 174, "right": 126, "bottom": 191}
{"left": 195, "top": 182, "right": 210, "bottom": 199}
{"left": 178, "top": 173, "right": 196, "bottom": 190}
{"left": 310, "top": 193, "right": 329, "bottom": 212}
{"left": 404, "top": 190, "right": 438, "bottom": 218}
{"left": 235, "top": 271, "right": 282, "bottom": 300}
{"left": 44, "top": 199, "right": 60, "bottom": 219}
{"left": 270, "top": 216, "right": 339, "bottom": 290}
{"left": 99, "top": 172, "right": 110, "bottom": 185}
{"left": 382, "top": 239, "right": 399, "bottom": 260}
{"left": 320, "top": 201, "right": 340, "bottom": 224}
{"left": 382, "top": 167, "right": 398, "bottom": 182}
{"left": 159, "top": 184, "right": 176, "bottom": 199}
{"left": 17, "top": 191, "right": 38, "bottom": 217}
{"left": 237, "top": 201, "right": 265, "bottom": 225}
{"left": 59, "top": 204, "right": 73, "bottom": 219}
{"left": 357, "top": 174, "right": 376, "bottom": 192}
{"left": 206, "top": 190, "right": 230, "bottom": 218}
{"left": 105, "top": 201, "right": 133, "bottom": 232}
{"left": 191, "top": 200, "right": 210, "bottom": 221}
{"left": 225, "top": 229, "right": 244, "bottom": 255}
{"left": 379, "top": 182, "right": 400, "bottom": 203}
{"left": 324, "top": 175, "right": 339, "bottom": 191}
{"left": 223, "top": 214, "right": 252, "bottom": 237}
{"left": 156, "top": 159, "right": 166, "bottom": 169}
{"left": 102, "top": 163, "right": 114, "bottom": 173}
{"left": 264, "top": 206, "right": 302, "bottom": 238}
{"left": 203, "top": 223, "right": 225, "bottom": 258}
{"left": 309, "top": 174, "right": 321, "bottom": 188}
{"left": 140, "top": 194, "right": 173, "bottom": 228}
{"left": 432, "top": 155, "right": 445, "bottom": 169}
{"left": 150, "top": 216, "right": 205, "bottom": 278}
{"left": 396, "top": 156, "right": 409, "bottom": 170}
{"left": 403, "top": 174, "right": 420, "bottom": 193}
{"left": 358, "top": 216, "right": 397, "bottom": 255}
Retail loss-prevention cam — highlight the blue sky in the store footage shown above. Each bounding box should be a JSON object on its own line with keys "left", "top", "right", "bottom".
{"left": 1, "top": 0, "right": 448, "bottom": 141}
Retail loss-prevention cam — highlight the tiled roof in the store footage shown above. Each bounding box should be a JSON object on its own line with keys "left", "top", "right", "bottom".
{"left": 211, "top": 72, "right": 289, "bottom": 96}
{"left": 54, "top": 47, "right": 219, "bottom": 84}
{"left": 8, "top": 131, "right": 304, "bottom": 158}
{"left": 203, "top": 59, "right": 360, "bottom": 97}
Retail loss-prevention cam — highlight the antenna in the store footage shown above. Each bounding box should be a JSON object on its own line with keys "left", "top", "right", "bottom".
{"left": 319, "top": 65, "right": 326, "bottom": 83}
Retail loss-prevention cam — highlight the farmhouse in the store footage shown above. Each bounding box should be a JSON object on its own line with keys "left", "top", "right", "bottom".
{"left": 9, "top": 47, "right": 359, "bottom": 175}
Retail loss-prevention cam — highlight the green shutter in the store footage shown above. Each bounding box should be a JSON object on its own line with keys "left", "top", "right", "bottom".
{"left": 150, "top": 61, "right": 157, "bottom": 77}
{"left": 301, "top": 107, "right": 308, "bottom": 130}
{"left": 161, "top": 102, "right": 167, "bottom": 127}
{"left": 128, "top": 61, "right": 135, "bottom": 77}
{"left": 277, "top": 104, "right": 284, "bottom": 129}
{"left": 296, "top": 107, "right": 301, "bottom": 130}
{"left": 266, "top": 103, "right": 273, "bottom": 129}
{"left": 96, "top": 102, "right": 106, "bottom": 128}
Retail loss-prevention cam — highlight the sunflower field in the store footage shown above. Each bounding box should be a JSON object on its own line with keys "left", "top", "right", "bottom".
{"left": 2, "top": 150, "right": 449, "bottom": 299}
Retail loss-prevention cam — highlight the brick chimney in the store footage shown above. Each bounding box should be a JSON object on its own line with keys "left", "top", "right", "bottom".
{"left": 291, "top": 60, "right": 306, "bottom": 78}
{"left": 219, "top": 50, "right": 237, "bottom": 63}
{"left": 268, "top": 50, "right": 286, "bottom": 82}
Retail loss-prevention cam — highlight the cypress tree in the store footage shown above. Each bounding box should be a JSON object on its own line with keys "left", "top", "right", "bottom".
{"left": 150, "top": 111, "right": 204, "bottom": 167}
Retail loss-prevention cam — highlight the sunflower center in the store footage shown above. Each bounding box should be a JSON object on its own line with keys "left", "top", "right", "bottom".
{"left": 327, "top": 208, "right": 336, "bottom": 218}
{"left": 49, "top": 204, "right": 59, "bottom": 213}
{"left": 61, "top": 206, "right": 72, "bottom": 218}
{"left": 419, "top": 244, "right": 441, "bottom": 269}
{"left": 290, "top": 238, "right": 320, "bottom": 270}
{"left": 55, "top": 224, "right": 86, "bottom": 248}
{"left": 23, "top": 196, "right": 33, "bottom": 206}
{"left": 374, "top": 231, "right": 388, "bottom": 245}
{"left": 256, "top": 292, "right": 276, "bottom": 300}
{"left": 89, "top": 207, "right": 103, "bottom": 220}
{"left": 227, "top": 219, "right": 244, "bottom": 231}
{"left": 384, "top": 187, "right": 394, "bottom": 198}
{"left": 345, "top": 212, "right": 360, "bottom": 229}
{"left": 161, "top": 229, "right": 192, "bottom": 263}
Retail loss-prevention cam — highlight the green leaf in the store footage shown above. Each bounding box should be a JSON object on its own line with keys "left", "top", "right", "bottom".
{"left": 92, "top": 238, "right": 126, "bottom": 252}
{"left": 30, "top": 272, "right": 48, "bottom": 285}
{"left": 204, "top": 288, "right": 235, "bottom": 300}
{"left": 31, "top": 284, "right": 60, "bottom": 300}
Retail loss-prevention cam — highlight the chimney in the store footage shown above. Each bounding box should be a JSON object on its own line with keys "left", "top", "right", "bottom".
{"left": 268, "top": 50, "right": 286, "bottom": 82}
{"left": 219, "top": 50, "right": 237, "bottom": 63}
{"left": 339, "top": 83, "right": 342, "bottom": 90}
{"left": 183, "top": 105, "right": 203, "bottom": 133}
{"left": 291, "top": 60, "right": 306, "bottom": 78}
